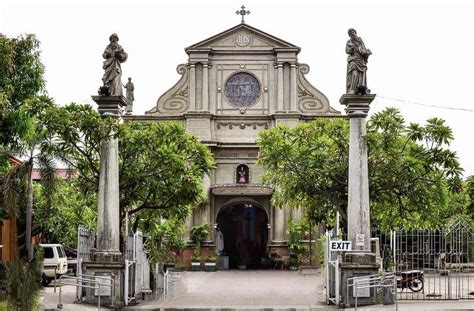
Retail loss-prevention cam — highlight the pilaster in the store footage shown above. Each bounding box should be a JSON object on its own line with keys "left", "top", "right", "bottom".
{"left": 202, "top": 63, "right": 210, "bottom": 111}
{"left": 276, "top": 63, "right": 284, "bottom": 112}
{"left": 273, "top": 206, "right": 285, "bottom": 242}
{"left": 290, "top": 64, "right": 298, "bottom": 111}
{"left": 189, "top": 63, "right": 196, "bottom": 111}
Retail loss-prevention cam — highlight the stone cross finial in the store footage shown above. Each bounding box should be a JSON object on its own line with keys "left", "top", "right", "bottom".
{"left": 236, "top": 5, "right": 250, "bottom": 23}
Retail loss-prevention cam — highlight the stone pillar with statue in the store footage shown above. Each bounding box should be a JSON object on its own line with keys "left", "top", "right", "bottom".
{"left": 338, "top": 28, "right": 380, "bottom": 307}
{"left": 82, "top": 33, "right": 130, "bottom": 309}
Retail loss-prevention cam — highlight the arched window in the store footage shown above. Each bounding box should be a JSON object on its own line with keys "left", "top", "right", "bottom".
{"left": 236, "top": 164, "right": 249, "bottom": 184}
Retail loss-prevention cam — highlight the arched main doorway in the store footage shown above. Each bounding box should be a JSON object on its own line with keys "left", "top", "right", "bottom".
{"left": 216, "top": 203, "right": 268, "bottom": 269}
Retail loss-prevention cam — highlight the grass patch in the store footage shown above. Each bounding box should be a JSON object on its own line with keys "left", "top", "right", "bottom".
{"left": 0, "top": 302, "right": 7, "bottom": 311}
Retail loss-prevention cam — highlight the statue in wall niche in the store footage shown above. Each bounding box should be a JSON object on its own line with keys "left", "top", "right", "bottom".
{"left": 99, "top": 33, "right": 128, "bottom": 96}
{"left": 123, "top": 77, "right": 134, "bottom": 114}
{"left": 346, "top": 28, "right": 372, "bottom": 95}
{"left": 238, "top": 167, "right": 248, "bottom": 183}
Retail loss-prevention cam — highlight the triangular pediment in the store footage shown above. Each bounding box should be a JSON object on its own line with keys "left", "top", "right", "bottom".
{"left": 186, "top": 23, "right": 300, "bottom": 51}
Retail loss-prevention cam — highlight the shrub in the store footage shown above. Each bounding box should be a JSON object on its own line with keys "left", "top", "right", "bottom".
{"left": 5, "top": 259, "right": 40, "bottom": 310}
{"left": 287, "top": 256, "right": 300, "bottom": 269}
{"left": 191, "top": 255, "right": 201, "bottom": 263}
{"left": 204, "top": 256, "right": 217, "bottom": 263}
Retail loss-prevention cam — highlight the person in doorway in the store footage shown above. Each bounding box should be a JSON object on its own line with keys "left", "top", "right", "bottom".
{"left": 215, "top": 227, "right": 224, "bottom": 255}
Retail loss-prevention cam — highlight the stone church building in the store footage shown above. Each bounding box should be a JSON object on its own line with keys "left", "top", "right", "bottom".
{"left": 130, "top": 22, "right": 340, "bottom": 268}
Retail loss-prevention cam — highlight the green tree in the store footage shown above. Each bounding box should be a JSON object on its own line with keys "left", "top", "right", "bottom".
{"left": 1, "top": 97, "right": 58, "bottom": 260}
{"left": 33, "top": 180, "right": 96, "bottom": 247}
{"left": 257, "top": 108, "right": 463, "bottom": 231}
{"left": 466, "top": 176, "right": 474, "bottom": 219}
{"left": 42, "top": 103, "right": 215, "bottom": 251}
{"left": 141, "top": 214, "right": 186, "bottom": 265}
{"left": 258, "top": 117, "right": 349, "bottom": 228}
{"left": 0, "top": 34, "right": 46, "bottom": 162}
{"left": 0, "top": 34, "right": 53, "bottom": 261}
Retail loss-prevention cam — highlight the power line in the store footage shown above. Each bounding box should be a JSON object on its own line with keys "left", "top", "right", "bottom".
{"left": 376, "top": 95, "right": 474, "bottom": 112}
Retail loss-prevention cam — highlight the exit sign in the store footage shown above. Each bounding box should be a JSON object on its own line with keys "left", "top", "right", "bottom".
{"left": 330, "top": 240, "right": 352, "bottom": 251}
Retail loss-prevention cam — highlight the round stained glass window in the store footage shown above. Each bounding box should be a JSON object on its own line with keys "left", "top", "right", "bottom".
{"left": 224, "top": 72, "right": 261, "bottom": 108}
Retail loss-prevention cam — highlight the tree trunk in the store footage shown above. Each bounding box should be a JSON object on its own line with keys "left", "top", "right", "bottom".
{"left": 26, "top": 155, "right": 34, "bottom": 261}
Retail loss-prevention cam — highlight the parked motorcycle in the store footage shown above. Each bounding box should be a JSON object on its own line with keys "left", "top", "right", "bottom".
{"left": 396, "top": 270, "right": 424, "bottom": 292}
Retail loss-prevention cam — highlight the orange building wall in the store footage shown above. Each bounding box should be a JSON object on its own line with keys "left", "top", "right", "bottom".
{"left": 1, "top": 217, "right": 19, "bottom": 262}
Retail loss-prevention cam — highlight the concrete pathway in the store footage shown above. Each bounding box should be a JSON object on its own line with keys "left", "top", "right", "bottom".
{"left": 40, "top": 270, "right": 474, "bottom": 310}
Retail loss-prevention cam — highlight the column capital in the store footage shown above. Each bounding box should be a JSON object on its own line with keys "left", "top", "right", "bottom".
{"left": 274, "top": 62, "right": 284, "bottom": 68}
{"left": 202, "top": 62, "right": 212, "bottom": 68}
{"left": 92, "top": 95, "right": 128, "bottom": 118}
{"left": 339, "top": 94, "right": 376, "bottom": 117}
{"left": 188, "top": 63, "right": 196, "bottom": 68}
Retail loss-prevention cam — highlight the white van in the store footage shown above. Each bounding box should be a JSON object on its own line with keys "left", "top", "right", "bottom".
{"left": 39, "top": 244, "right": 68, "bottom": 285}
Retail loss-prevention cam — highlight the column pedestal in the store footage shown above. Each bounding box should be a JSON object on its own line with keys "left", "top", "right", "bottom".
{"left": 82, "top": 95, "right": 128, "bottom": 309}
{"left": 339, "top": 252, "right": 379, "bottom": 307}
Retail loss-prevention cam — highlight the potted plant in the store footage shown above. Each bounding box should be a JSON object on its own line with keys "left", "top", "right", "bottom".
{"left": 190, "top": 224, "right": 209, "bottom": 271}
{"left": 286, "top": 254, "right": 300, "bottom": 270}
{"left": 191, "top": 255, "right": 201, "bottom": 271}
{"left": 204, "top": 256, "right": 217, "bottom": 272}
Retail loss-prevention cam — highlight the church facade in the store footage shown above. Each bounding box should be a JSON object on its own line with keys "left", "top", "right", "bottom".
{"left": 131, "top": 22, "right": 340, "bottom": 268}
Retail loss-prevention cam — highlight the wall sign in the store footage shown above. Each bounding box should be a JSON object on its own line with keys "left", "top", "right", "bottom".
{"left": 356, "top": 234, "right": 365, "bottom": 247}
{"left": 329, "top": 240, "right": 352, "bottom": 251}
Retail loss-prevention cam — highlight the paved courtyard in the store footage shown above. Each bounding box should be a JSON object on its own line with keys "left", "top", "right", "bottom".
{"left": 41, "top": 270, "right": 474, "bottom": 310}
{"left": 131, "top": 270, "right": 327, "bottom": 309}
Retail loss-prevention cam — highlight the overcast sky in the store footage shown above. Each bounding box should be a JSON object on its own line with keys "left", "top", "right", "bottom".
{"left": 2, "top": 0, "right": 473, "bottom": 176}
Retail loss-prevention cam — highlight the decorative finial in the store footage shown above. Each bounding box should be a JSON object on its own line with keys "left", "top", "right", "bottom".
{"left": 236, "top": 5, "right": 250, "bottom": 23}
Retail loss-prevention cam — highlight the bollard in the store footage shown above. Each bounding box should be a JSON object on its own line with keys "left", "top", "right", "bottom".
{"left": 57, "top": 277, "right": 63, "bottom": 309}
{"left": 54, "top": 267, "right": 57, "bottom": 293}
{"left": 98, "top": 283, "right": 101, "bottom": 311}
{"left": 355, "top": 282, "right": 359, "bottom": 311}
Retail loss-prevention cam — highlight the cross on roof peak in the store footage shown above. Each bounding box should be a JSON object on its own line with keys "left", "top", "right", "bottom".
{"left": 236, "top": 5, "right": 250, "bottom": 24}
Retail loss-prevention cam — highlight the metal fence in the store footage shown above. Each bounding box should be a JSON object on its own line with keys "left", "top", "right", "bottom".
{"left": 325, "top": 218, "right": 474, "bottom": 303}
{"left": 376, "top": 218, "right": 474, "bottom": 300}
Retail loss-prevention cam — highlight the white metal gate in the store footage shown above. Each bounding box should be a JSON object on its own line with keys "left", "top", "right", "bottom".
{"left": 134, "top": 231, "right": 151, "bottom": 295}
{"left": 124, "top": 229, "right": 152, "bottom": 305}
{"left": 325, "top": 229, "right": 340, "bottom": 305}
{"left": 76, "top": 226, "right": 95, "bottom": 300}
